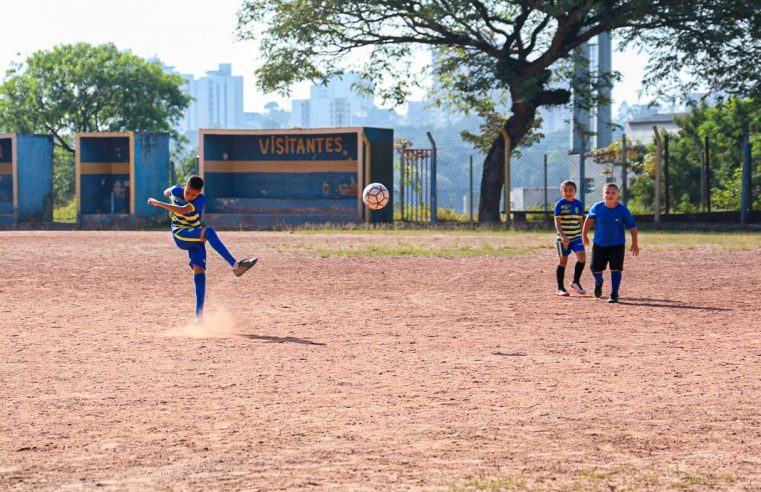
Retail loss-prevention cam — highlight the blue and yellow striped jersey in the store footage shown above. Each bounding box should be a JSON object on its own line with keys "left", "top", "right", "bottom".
{"left": 554, "top": 198, "right": 584, "bottom": 240}
{"left": 169, "top": 185, "right": 205, "bottom": 230}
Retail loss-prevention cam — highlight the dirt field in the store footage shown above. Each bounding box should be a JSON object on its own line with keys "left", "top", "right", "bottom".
{"left": 1, "top": 230, "right": 760, "bottom": 491}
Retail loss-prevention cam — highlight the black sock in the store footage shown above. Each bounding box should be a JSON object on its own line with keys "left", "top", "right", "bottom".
{"left": 573, "top": 262, "right": 585, "bottom": 284}
{"left": 556, "top": 265, "right": 566, "bottom": 290}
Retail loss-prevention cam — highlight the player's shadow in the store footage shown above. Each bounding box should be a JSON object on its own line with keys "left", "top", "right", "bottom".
{"left": 624, "top": 297, "right": 682, "bottom": 303}
{"left": 238, "top": 334, "right": 326, "bottom": 346}
{"left": 616, "top": 298, "right": 732, "bottom": 311}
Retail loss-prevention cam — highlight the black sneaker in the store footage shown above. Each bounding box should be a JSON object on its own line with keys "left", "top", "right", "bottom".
{"left": 607, "top": 294, "right": 620, "bottom": 304}
{"left": 233, "top": 257, "right": 258, "bottom": 277}
{"left": 594, "top": 283, "right": 603, "bottom": 298}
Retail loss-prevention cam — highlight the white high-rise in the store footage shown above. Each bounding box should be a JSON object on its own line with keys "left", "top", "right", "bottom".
{"left": 289, "top": 73, "right": 374, "bottom": 128}
{"left": 190, "top": 64, "right": 244, "bottom": 130}
{"left": 152, "top": 60, "right": 244, "bottom": 139}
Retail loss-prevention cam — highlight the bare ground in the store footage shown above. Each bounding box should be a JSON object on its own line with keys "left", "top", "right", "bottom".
{"left": 1, "top": 231, "right": 760, "bottom": 491}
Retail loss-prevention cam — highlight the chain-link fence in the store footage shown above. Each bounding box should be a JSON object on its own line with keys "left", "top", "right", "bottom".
{"left": 395, "top": 126, "right": 760, "bottom": 223}
{"left": 395, "top": 130, "right": 613, "bottom": 222}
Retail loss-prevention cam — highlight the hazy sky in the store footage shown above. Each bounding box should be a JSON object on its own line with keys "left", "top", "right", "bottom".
{"left": 1, "top": 0, "right": 649, "bottom": 114}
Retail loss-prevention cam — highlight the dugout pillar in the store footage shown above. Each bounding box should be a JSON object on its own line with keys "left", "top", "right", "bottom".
{"left": 199, "top": 127, "right": 393, "bottom": 229}
{"left": 0, "top": 133, "right": 53, "bottom": 227}
{"left": 76, "top": 132, "right": 169, "bottom": 229}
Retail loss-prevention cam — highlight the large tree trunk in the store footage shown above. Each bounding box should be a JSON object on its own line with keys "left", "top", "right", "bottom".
{"left": 478, "top": 99, "right": 540, "bottom": 223}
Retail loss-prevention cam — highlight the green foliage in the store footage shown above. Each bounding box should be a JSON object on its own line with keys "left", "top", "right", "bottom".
{"left": 622, "top": 1, "right": 761, "bottom": 101}
{"left": 623, "top": 98, "right": 761, "bottom": 213}
{"left": 172, "top": 146, "right": 199, "bottom": 184}
{"left": 53, "top": 197, "right": 77, "bottom": 223}
{"left": 238, "top": 0, "right": 757, "bottom": 221}
{"left": 52, "top": 146, "right": 75, "bottom": 206}
{"left": 0, "top": 43, "right": 190, "bottom": 151}
{"left": 0, "top": 43, "right": 191, "bottom": 204}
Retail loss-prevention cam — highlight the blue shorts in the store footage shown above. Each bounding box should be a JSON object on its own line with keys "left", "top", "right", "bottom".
{"left": 556, "top": 237, "right": 585, "bottom": 257}
{"left": 173, "top": 228, "right": 206, "bottom": 270}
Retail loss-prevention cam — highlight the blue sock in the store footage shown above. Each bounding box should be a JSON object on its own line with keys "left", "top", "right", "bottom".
{"left": 593, "top": 272, "right": 604, "bottom": 286}
{"left": 194, "top": 272, "right": 206, "bottom": 318}
{"left": 204, "top": 227, "right": 236, "bottom": 267}
{"left": 611, "top": 271, "right": 622, "bottom": 295}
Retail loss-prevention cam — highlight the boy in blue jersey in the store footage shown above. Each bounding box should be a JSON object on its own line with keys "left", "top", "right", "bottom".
{"left": 147, "top": 175, "right": 258, "bottom": 318}
{"left": 553, "top": 180, "right": 587, "bottom": 296}
{"left": 582, "top": 183, "right": 640, "bottom": 303}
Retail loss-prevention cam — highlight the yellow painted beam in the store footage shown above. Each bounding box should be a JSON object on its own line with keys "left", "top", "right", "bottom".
{"left": 204, "top": 160, "right": 358, "bottom": 173}
{"left": 79, "top": 162, "right": 131, "bottom": 174}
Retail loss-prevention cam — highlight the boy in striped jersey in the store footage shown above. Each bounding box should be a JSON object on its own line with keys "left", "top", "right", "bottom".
{"left": 553, "top": 181, "right": 586, "bottom": 296}
{"left": 147, "top": 175, "right": 257, "bottom": 319}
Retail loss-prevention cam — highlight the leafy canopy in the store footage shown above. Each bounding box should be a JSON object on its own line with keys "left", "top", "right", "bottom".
{"left": 238, "top": 0, "right": 758, "bottom": 113}
{"left": 0, "top": 43, "right": 191, "bottom": 153}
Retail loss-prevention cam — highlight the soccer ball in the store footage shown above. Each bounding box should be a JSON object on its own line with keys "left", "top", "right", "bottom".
{"left": 362, "top": 182, "right": 390, "bottom": 210}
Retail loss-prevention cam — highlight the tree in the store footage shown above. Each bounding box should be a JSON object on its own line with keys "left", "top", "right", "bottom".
{"left": 671, "top": 99, "right": 761, "bottom": 211}
{"left": 609, "top": 98, "right": 761, "bottom": 214}
{"left": 0, "top": 43, "right": 191, "bottom": 204}
{"left": 0, "top": 43, "right": 190, "bottom": 152}
{"left": 237, "top": 0, "right": 759, "bottom": 222}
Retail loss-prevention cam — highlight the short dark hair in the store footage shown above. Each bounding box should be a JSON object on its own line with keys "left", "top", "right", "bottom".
{"left": 187, "top": 175, "right": 204, "bottom": 190}
{"left": 560, "top": 180, "right": 577, "bottom": 191}
{"left": 604, "top": 183, "right": 619, "bottom": 192}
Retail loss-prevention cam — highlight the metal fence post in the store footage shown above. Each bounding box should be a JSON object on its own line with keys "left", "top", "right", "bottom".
{"left": 399, "top": 152, "right": 405, "bottom": 221}
{"left": 704, "top": 136, "right": 711, "bottom": 212}
{"left": 426, "top": 132, "right": 437, "bottom": 224}
{"left": 579, "top": 132, "right": 586, "bottom": 207}
{"left": 664, "top": 133, "right": 670, "bottom": 214}
{"left": 543, "top": 153, "right": 548, "bottom": 214}
{"left": 499, "top": 129, "right": 511, "bottom": 224}
{"left": 469, "top": 155, "right": 474, "bottom": 222}
{"left": 653, "top": 126, "right": 662, "bottom": 223}
{"left": 621, "top": 133, "right": 628, "bottom": 205}
{"left": 741, "top": 123, "right": 752, "bottom": 224}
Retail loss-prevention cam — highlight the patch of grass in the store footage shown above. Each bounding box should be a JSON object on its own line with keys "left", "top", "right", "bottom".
{"left": 578, "top": 469, "right": 611, "bottom": 480}
{"left": 445, "top": 466, "right": 743, "bottom": 492}
{"left": 449, "top": 475, "right": 528, "bottom": 492}
{"left": 671, "top": 471, "right": 737, "bottom": 489}
{"left": 53, "top": 198, "right": 77, "bottom": 223}
{"left": 638, "top": 472, "right": 660, "bottom": 485}
{"left": 317, "top": 243, "right": 539, "bottom": 257}
{"left": 643, "top": 232, "right": 761, "bottom": 251}
{"left": 672, "top": 474, "right": 716, "bottom": 488}
{"left": 288, "top": 228, "right": 761, "bottom": 251}
{"left": 292, "top": 225, "right": 549, "bottom": 236}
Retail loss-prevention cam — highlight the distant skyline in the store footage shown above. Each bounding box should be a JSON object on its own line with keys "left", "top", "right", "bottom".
{"left": 2, "top": 0, "right": 651, "bottom": 114}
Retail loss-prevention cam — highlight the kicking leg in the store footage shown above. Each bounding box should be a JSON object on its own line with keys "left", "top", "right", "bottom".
{"left": 201, "top": 227, "right": 258, "bottom": 277}
{"left": 201, "top": 227, "right": 236, "bottom": 266}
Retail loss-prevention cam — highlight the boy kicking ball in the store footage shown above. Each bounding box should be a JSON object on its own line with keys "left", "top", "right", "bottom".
{"left": 553, "top": 180, "right": 587, "bottom": 296}
{"left": 147, "top": 175, "right": 258, "bottom": 319}
{"left": 582, "top": 183, "right": 640, "bottom": 303}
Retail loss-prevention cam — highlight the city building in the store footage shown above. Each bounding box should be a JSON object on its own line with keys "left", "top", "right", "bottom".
{"left": 151, "top": 59, "right": 244, "bottom": 144}
{"left": 289, "top": 73, "right": 375, "bottom": 128}
{"left": 625, "top": 112, "right": 685, "bottom": 143}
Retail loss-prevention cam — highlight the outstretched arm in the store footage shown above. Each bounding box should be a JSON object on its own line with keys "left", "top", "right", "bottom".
{"left": 147, "top": 198, "right": 192, "bottom": 215}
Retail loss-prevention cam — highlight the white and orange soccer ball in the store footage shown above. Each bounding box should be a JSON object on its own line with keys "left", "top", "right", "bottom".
{"left": 362, "top": 182, "right": 390, "bottom": 211}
